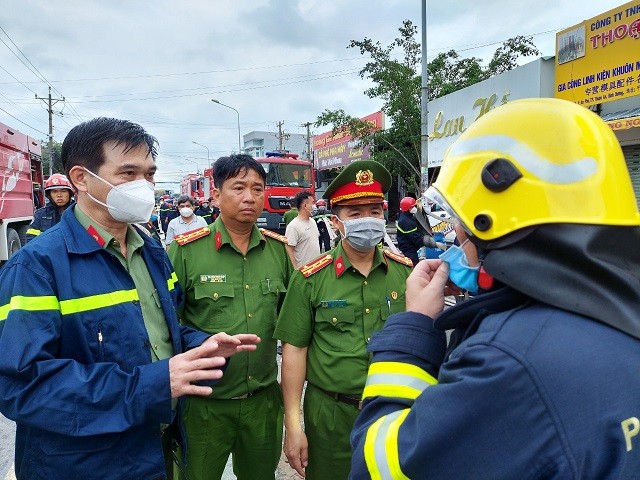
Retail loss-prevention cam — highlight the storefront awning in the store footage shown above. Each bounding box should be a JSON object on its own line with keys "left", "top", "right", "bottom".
{"left": 602, "top": 108, "right": 640, "bottom": 131}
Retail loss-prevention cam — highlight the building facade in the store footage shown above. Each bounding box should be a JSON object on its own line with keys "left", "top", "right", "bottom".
{"left": 243, "top": 130, "right": 309, "bottom": 159}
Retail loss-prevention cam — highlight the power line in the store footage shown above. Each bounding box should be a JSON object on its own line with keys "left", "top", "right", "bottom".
{"left": 0, "top": 106, "right": 47, "bottom": 135}
{"left": 0, "top": 26, "right": 561, "bottom": 87}
{"left": 64, "top": 70, "right": 361, "bottom": 104}
{"left": 0, "top": 92, "right": 44, "bottom": 124}
{"left": 0, "top": 64, "right": 37, "bottom": 95}
{"left": 0, "top": 26, "right": 84, "bottom": 123}
{"left": 67, "top": 68, "right": 361, "bottom": 99}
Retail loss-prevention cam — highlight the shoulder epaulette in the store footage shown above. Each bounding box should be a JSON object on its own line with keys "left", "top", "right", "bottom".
{"left": 300, "top": 254, "right": 333, "bottom": 277}
{"left": 384, "top": 249, "right": 414, "bottom": 267}
{"left": 175, "top": 227, "right": 211, "bottom": 246}
{"left": 260, "top": 228, "right": 287, "bottom": 243}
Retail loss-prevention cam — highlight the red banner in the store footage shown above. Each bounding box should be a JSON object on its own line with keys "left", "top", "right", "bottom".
{"left": 313, "top": 111, "right": 384, "bottom": 170}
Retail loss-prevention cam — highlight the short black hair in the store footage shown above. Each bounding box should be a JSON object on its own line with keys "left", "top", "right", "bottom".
{"left": 293, "top": 190, "right": 313, "bottom": 209}
{"left": 62, "top": 117, "right": 158, "bottom": 185}
{"left": 176, "top": 195, "right": 195, "bottom": 207}
{"left": 213, "top": 154, "right": 266, "bottom": 189}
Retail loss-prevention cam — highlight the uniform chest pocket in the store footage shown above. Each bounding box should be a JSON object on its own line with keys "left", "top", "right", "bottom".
{"left": 260, "top": 278, "right": 287, "bottom": 296}
{"left": 380, "top": 293, "right": 406, "bottom": 321}
{"left": 315, "top": 305, "right": 357, "bottom": 352}
{"left": 195, "top": 282, "right": 235, "bottom": 302}
{"left": 194, "top": 283, "right": 236, "bottom": 331}
{"left": 260, "top": 278, "right": 287, "bottom": 321}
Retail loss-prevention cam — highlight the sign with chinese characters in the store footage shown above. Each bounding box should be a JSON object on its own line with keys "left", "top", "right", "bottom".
{"left": 555, "top": 1, "right": 640, "bottom": 105}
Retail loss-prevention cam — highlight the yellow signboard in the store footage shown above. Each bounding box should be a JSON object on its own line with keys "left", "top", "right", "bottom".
{"left": 555, "top": 1, "right": 640, "bottom": 105}
{"left": 607, "top": 115, "right": 640, "bottom": 130}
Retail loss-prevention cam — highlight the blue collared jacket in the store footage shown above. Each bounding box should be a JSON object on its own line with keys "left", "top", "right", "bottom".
{"left": 350, "top": 289, "right": 640, "bottom": 479}
{"left": 0, "top": 207, "right": 210, "bottom": 480}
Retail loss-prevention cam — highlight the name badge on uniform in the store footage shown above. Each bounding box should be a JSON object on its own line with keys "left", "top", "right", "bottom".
{"left": 200, "top": 274, "right": 227, "bottom": 283}
{"left": 320, "top": 300, "right": 348, "bottom": 308}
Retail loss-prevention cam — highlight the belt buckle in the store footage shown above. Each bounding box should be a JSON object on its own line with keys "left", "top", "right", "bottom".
{"left": 358, "top": 399, "right": 363, "bottom": 410}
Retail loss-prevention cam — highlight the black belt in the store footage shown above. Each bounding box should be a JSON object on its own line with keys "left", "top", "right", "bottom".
{"left": 316, "top": 386, "right": 362, "bottom": 410}
{"left": 231, "top": 385, "right": 267, "bottom": 400}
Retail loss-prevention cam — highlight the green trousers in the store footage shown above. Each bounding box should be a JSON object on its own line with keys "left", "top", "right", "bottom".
{"left": 304, "top": 384, "right": 361, "bottom": 480}
{"left": 179, "top": 382, "right": 283, "bottom": 480}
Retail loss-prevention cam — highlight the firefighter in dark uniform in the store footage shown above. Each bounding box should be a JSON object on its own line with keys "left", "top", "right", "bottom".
{"left": 314, "top": 198, "right": 331, "bottom": 252}
{"left": 275, "top": 160, "right": 413, "bottom": 480}
{"left": 194, "top": 197, "right": 214, "bottom": 224}
{"left": 350, "top": 98, "right": 640, "bottom": 479}
{"left": 396, "top": 196, "right": 424, "bottom": 266}
{"left": 25, "top": 173, "right": 75, "bottom": 243}
{"left": 159, "top": 196, "right": 178, "bottom": 232}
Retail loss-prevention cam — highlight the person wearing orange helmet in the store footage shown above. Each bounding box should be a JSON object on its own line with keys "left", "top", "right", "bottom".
{"left": 396, "top": 196, "right": 423, "bottom": 266}
{"left": 25, "top": 173, "right": 75, "bottom": 243}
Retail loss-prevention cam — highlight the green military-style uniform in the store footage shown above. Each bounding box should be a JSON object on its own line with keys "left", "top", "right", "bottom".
{"left": 275, "top": 242, "right": 410, "bottom": 393}
{"left": 275, "top": 242, "right": 411, "bottom": 479}
{"left": 168, "top": 217, "right": 292, "bottom": 480}
{"left": 283, "top": 207, "right": 298, "bottom": 225}
{"left": 274, "top": 159, "right": 413, "bottom": 480}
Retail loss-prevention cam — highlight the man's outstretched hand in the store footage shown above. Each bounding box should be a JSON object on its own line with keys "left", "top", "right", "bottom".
{"left": 169, "top": 333, "right": 261, "bottom": 398}
{"left": 203, "top": 332, "right": 261, "bottom": 358}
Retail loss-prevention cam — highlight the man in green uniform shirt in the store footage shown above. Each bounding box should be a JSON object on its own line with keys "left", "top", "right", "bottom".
{"left": 169, "top": 154, "right": 293, "bottom": 480}
{"left": 275, "top": 160, "right": 413, "bottom": 479}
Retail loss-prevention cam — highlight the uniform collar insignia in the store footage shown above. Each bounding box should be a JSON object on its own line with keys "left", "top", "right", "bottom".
{"left": 335, "top": 255, "right": 346, "bottom": 277}
{"left": 86, "top": 225, "right": 105, "bottom": 247}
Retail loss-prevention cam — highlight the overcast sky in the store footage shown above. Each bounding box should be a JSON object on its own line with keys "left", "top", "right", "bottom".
{"left": 0, "top": 0, "right": 626, "bottom": 188}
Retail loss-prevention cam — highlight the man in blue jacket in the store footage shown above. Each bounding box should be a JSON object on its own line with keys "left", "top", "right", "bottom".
{"left": 0, "top": 117, "right": 260, "bottom": 480}
{"left": 350, "top": 98, "right": 640, "bottom": 479}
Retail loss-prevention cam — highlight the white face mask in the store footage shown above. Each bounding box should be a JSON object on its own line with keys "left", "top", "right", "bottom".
{"left": 409, "top": 206, "right": 418, "bottom": 214}
{"left": 180, "top": 207, "right": 194, "bottom": 217}
{"left": 84, "top": 169, "right": 155, "bottom": 224}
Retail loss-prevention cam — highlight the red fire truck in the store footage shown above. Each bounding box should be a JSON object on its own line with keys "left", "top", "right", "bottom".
{"left": 180, "top": 152, "right": 315, "bottom": 233}
{"left": 0, "top": 121, "right": 45, "bottom": 263}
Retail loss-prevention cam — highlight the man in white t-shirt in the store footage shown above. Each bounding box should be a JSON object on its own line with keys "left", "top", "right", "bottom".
{"left": 164, "top": 194, "right": 208, "bottom": 247}
{"left": 285, "top": 191, "right": 320, "bottom": 268}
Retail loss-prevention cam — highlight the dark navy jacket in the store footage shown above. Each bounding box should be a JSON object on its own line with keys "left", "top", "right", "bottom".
{"left": 350, "top": 293, "right": 640, "bottom": 479}
{"left": 25, "top": 202, "right": 73, "bottom": 244}
{"left": 0, "top": 207, "right": 210, "bottom": 480}
{"left": 396, "top": 211, "right": 423, "bottom": 265}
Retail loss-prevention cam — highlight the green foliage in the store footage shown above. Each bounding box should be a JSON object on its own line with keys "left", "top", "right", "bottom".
{"left": 316, "top": 21, "right": 540, "bottom": 192}
{"left": 41, "top": 140, "right": 64, "bottom": 174}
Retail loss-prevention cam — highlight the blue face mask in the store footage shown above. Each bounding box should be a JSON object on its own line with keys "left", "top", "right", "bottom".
{"left": 439, "top": 240, "right": 479, "bottom": 293}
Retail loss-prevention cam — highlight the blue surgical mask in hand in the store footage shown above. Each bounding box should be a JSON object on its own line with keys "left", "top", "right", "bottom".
{"left": 439, "top": 240, "right": 479, "bottom": 293}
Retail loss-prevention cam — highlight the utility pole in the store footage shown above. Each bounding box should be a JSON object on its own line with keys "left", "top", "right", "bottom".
{"left": 300, "top": 122, "right": 313, "bottom": 161}
{"left": 36, "top": 86, "right": 64, "bottom": 177}
{"left": 420, "top": 0, "right": 429, "bottom": 191}
{"left": 275, "top": 121, "right": 290, "bottom": 152}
